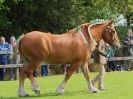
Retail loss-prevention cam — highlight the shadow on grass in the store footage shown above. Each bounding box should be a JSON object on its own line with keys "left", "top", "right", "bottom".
{"left": 0, "top": 90, "right": 89, "bottom": 99}
{"left": 44, "top": 90, "right": 88, "bottom": 97}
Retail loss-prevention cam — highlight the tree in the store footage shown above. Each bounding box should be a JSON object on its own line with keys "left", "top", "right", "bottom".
{"left": 80, "top": 0, "right": 114, "bottom": 21}
{"left": 0, "top": 0, "right": 86, "bottom": 38}
{"left": 81, "top": 0, "right": 133, "bottom": 25}
{"left": 107, "top": 0, "right": 133, "bottom": 26}
{"left": 0, "top": 0, "right": 132, "bottom": 38}
{"left": 0, "top": 0, "right": 11, "bottom": 36}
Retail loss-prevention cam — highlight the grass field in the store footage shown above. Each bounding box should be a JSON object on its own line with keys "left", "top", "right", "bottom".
{"left": 0, "top": 71, "right": 133, "bottom": 99}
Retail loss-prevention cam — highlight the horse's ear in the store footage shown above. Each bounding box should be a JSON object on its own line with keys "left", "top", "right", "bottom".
{"left": 107, "top": 19, "right": 114, "bottom": 26}
{"left": 81, "top": 23, "right": 89, "bottom": 28}
{"left": 80, "top": 23, "right": 89, "bottom": 33}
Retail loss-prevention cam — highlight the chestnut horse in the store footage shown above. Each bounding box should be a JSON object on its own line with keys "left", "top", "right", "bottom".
{"left": 17, "top": 20, "right": 120, "bottom": 96}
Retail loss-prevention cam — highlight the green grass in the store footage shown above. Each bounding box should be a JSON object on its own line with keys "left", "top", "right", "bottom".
{"left": 0, "top": 71, "right": 133, "bottom": 99}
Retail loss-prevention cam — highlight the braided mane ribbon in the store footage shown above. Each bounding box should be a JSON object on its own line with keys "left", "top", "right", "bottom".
{"left": 77, "top": 24, "right": 97, "bottom": 51}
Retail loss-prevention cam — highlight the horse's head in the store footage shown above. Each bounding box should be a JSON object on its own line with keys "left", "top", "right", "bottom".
{"left": 102, "top": 20, "right": 120, "bottom": 49}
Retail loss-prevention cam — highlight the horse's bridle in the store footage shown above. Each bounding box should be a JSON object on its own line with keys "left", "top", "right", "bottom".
{"left": 104, "top": 27, "right": 120, "bottom": 48}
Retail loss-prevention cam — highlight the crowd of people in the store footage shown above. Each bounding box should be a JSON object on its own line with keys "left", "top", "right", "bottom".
{"left": 0, "top": 36, "right": 15, "bottom": 80}
{"left": 0, "top": 28, "right": 133, "bottom": 80}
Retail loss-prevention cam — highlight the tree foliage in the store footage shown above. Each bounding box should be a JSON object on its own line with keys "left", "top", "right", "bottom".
{"left": 0, "top": 0, "right": 132, "bottom": 38}
{"left": 107, "top": 0, "right": 133, "bottom": 25}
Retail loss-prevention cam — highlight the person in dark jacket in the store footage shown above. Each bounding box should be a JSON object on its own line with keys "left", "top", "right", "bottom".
{"left": 0, "top": 36, "right": 12, "bottom": 80}
{"left": 123, "top": 28, "right": 133, "bottom": 56}
{"left": 122, "top": 29, "right": 133, "bottom": 70}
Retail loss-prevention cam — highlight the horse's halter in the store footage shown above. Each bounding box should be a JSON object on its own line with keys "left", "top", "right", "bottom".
{"left": 105, "top": 27, "right": 115, "bottom": 38}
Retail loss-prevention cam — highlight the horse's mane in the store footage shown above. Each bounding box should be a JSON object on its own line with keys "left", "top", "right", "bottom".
{"left": 89, "top": 22, "right": 106, "bottom": 29}
{"left": 65, "top": 21, "right": 107, "bottom": 34}
{"left": 65, "top": 28, "right": 76, "bottom": 34}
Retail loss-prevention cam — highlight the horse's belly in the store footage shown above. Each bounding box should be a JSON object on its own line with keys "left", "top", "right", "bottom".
{"left": 44, "top": 54, "right": 74, "bottom": 64}
{"left": 44, "top": 57, "right": 70, "bottom": 64}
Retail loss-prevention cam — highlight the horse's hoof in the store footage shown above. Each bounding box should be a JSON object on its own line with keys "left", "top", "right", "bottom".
{"left": 34, "top": 90, "right": 40, "bottom": 96}
{"left": 89, "top": 87, "right": 99, "bottom": 93}
{"left": 24, "top": 94, "right": 30, "bottom": 97}
{"left": 19, "top": 93, "right": 29, "bottom": 97}
{"left": 56, "top": 88, "right": 65, "bottom": 94}
{"left": 98, "top": 87, "right": 105, "bottom": 90}
{"left": 92, "top": 90, "right": 99, "bottom": 93}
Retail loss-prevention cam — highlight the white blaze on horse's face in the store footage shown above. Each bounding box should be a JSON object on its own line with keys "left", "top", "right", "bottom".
{"left": 110, "top": 25, "right": 120, "bottom": 49}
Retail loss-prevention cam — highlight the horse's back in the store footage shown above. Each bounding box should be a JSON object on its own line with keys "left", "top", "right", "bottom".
{"left": 19, "top": 31, "right": 52, "bottom": 61}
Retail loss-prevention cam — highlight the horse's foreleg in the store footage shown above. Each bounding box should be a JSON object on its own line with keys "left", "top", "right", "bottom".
{"left": 81, "top": 63, "right": 99, "bottom": 93}
{"left": 56, "top": 62, "right": 80, "bottom": 93}
{"left": 18, "top": 67, "right": 29, "bottom": 97}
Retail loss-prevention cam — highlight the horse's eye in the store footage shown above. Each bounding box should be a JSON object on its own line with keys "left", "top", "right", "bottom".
{"left": 109, "top": 29, "right": 115, "bottom": 34}
{"left": 108, "top": 29, "right": 112, "bottom": 32}
{"left": 112, "top": 30, "right": 115, "bottom": 33}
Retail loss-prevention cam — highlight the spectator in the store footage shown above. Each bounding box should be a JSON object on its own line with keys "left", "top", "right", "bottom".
{"left": 41, "top": 64, "right": 49, "bottom": 76}
{"left": 0, "top": 36, "right": 12, "bottom": 80}
{"left": 122, "top": 28, "right": 133, "bottom": 70}
{"left": 33, "top": 64, "right": 49, "bottom": 77}
{"left": 9, "top": 36, "right": 17, "bottom": 63}
{"left": 106, "top": 43, "right": 116, "bottom": 71}
{"left": 123, "top": 28, "right": 133, "bottom": 56}
{"left": 9, "top": 36, "right": 19, "bottom": 80}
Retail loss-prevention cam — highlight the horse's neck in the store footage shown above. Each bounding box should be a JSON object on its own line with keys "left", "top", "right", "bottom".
{"left": 91, "top": 24, "right": 107, "bottom": 42}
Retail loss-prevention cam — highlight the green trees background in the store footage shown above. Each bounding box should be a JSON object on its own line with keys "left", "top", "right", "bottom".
{"left": 0, "top": 0, "right": 132, "bottom": 39}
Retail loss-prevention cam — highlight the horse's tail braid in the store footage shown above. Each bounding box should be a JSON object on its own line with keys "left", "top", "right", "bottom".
{"left": 14, "top": 34, "right": 24, "bottom": 52}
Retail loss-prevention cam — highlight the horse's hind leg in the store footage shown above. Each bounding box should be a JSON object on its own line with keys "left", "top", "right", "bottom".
{"left": 18, "top": 66, "right": 29, "bottom": 96}
{"left": 26, "top": 62, "right": 41, "bottom": 96}
{"left": 56, "top": 62, "right": 80, "bottom": 93}
{"left": 18, "top": 62, "right": 41, "bottom": 96}
{"left": 29, "top": 72, "right": 40, "bottom": 96}
{"left": 81, "top": 63, "right": 99, "bottom": 93}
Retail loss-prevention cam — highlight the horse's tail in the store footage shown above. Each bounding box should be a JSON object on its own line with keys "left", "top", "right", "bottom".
{"left": 14, "top": 34, "right": 24, "bottom": 52}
